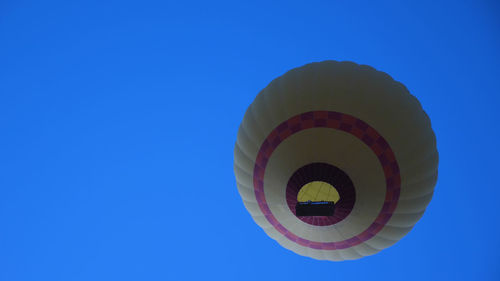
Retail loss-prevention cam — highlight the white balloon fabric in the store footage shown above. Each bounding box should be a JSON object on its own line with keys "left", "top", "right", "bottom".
{"left": 233, "top": 61, "right": 438, "bottom": 261}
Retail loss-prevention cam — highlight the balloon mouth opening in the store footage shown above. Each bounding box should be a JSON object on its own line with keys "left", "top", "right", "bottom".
{"left": 295, "top": 181, "right": 339, "bottom": 216}
{"left": 286, "top": 163, "right": 356, "bottom": 226}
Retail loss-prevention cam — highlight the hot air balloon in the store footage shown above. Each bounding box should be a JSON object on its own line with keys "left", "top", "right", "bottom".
{"left": 233, "top": 60, "right": 438, "bottom": 261}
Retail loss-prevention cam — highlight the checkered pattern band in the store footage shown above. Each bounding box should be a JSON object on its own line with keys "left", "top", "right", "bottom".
{"left": 253, "top": 111, "right": 401, "bottom": 250}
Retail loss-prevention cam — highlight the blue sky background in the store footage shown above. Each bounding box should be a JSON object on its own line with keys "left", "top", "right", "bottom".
{"left": 1, "top": 1, "right": 499, "bottom": 280}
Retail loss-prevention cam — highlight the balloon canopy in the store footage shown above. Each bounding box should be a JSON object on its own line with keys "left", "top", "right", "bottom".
{"left": 233, "top": 61, "right": 438, "bottom": 261}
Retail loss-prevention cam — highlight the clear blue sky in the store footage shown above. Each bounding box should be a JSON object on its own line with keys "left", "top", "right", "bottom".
{"left": 1, "top": 1, "right": 499, "bottom": 280}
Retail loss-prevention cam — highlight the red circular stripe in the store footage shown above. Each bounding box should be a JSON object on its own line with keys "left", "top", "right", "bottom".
{"left": 253, "top": 111, "right": 401, "bottom": 250}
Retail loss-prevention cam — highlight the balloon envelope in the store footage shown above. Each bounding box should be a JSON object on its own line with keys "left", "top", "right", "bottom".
{"left": 234, "top": 61, "right": 438, "bottom": 261}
